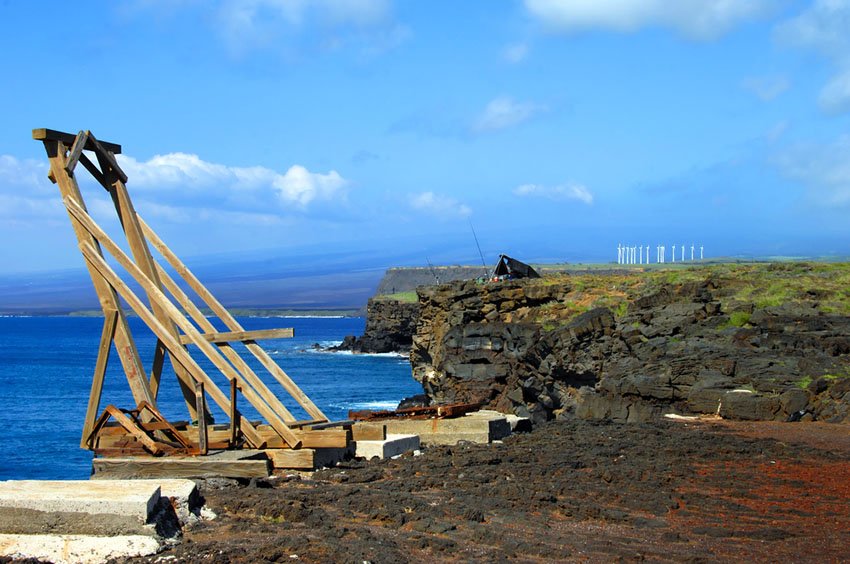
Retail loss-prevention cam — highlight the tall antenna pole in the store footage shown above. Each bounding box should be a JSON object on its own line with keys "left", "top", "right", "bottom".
{"left": 426, "top": 256, "right": 440, "bottom": 284}
{"left": 469, "top": 220, "right": 488, "bottom": 277}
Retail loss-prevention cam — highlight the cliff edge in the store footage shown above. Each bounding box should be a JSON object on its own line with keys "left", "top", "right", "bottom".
{"left": 410, "top": 263, "right": 850, "bottom": 424}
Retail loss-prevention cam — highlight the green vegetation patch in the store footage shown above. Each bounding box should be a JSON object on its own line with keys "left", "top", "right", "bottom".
{"left": 374, "top": 291, "right": 418, "bottom": 303}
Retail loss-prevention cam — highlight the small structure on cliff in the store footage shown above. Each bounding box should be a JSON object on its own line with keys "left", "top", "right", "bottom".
{"left": 493, "top": 254, "right": 541, "bottom": 280}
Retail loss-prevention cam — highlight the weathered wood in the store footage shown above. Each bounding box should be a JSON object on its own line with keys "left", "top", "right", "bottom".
{"left": 195, "top": 382, "right": 208, "bottom": 455}
{"left": 136, "top": 401, "right": 193, "bottom": 450}
{"left": 75, "top": 238, "right": 266, "bottom": 448}
{"left": 87, "top": 131, "right": 128, "bottom": 183}
{"left": 178, "top": 328, "right": 294, "bottom": 345}
{"left": 81, "top": 309, "right": 118, "bottom": 448}
{"left": 352, "top": 423, "right": 387, "bottom": 441}
{"left": 230, "top": 378, "right": 240, "bottom": 447}
{"left": 96, "top": 144, "right": 199, "bottom": 420}
{"left": 154, "top": 262, "right": 300, "bottom": 424}
{"left": 306, "top": 419, "right": 353, "bottom": 430}
{"left": 92, "top": 457, "right": 271, "bottom": 479}
{"left": 65, "top": 131, "right": 88, "bottom": 175}
{"left": 149, "top": 340, "right": 166, "bottom": 399}
{"left": 71, "top": 227, "right": 302, "bottom": 448}
{"left": 266, "top": 449, "right": 315, "bottom": 470}
{"left": 140, "top": 217, "right": 327, "bottom": 422}
{"left": 102, "top": 406, "right": 163, "bottom": 456}
{"left": 33, "top": 128, "right": 121, "bottom": 154}
{"left": 295, "top": 429, "right": 350, "bottom": 449}
{"left": 43, "top": 139, "right": 154, "bottom": 410}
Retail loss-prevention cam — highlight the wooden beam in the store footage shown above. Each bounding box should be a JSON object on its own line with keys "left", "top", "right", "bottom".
{"left": 92, "top": 457, "right": 270, "bottom": 479}
{"left": 78, "top": 153, "right": 108, "bottom": 188}
{"left": 65, "top": 131, "right": 89, "bottom": 175}
{"left": 103, "top": 405, "right": 163, "bottom": 456}
{"left": 96, "top": 145, "right": 198, "bottom": 420}
{"left": 42, "top": 140, "right": 154, "bottom": 410}
{"left": 87, "top": 131, "right": 128, "bottom": 183}
{"left": 179, "top": 328, "right": 294, "bottom": 345}
{"left": 230, "top": 378, "right": 240, "bottom": 447}
{"left": 68, "top": 223, "right": 302, "bottom": 448}
{"left": 140, "top": 217, "right": 328, "bottom": 422}
{"left": 33, "top": 128, "right": 122, "bottom": 154}
{"left": 154, "top": 262, "right": 299, "bottom": 423}
{"left": 75, "top": 239, "right": 267, "bottom": 448}
{"left": 195, "top": 382, "right": 208, "bottom": 455}
{"left": 80, "top": 309, "right": 118, "bottom": 449}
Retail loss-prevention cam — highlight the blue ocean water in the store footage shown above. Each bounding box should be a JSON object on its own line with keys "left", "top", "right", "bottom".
{"left": 0, "top": 316, "right": 422, "bottom": 480}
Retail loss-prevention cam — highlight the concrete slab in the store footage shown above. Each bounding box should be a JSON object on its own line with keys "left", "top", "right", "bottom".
{"left": 0, "top": 480, "right": 159, "bottom": 523}
{"left": 0, "top": 533, "right": 161, "bottom": 564}
{"left": 358, "top": 411, "right": 512, "bottom": 446}
{"left": 356, "top": 434, "right": 420, "bottom": 459}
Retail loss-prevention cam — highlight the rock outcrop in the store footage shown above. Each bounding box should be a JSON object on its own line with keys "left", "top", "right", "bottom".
{"left": 334, "top": 297, "right": 419, "bottom": 354}
{"left": 410, "top": 264, "right": 850, "bottom": 424}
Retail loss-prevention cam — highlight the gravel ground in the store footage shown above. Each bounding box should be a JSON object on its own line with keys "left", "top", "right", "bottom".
{"left": 136, "top": 418, "right": 850, "bottom": 563}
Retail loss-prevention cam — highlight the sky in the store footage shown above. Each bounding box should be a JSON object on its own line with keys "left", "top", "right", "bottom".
{"left": 2, "top": 0, "right": 850, "bottom": 277}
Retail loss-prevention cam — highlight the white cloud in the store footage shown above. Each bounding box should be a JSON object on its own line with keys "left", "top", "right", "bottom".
{"left": 503, "top": 42, "right": 529, "bottom": 63}
{"left": 524, "top": 0, "right": 772, "bottom": 40}
{"left": 741, "top": 75, "right": 791, "bottom": 101}
{"left": 775, "top": 0, "right": 850, "bottom": 114}
{"left": 409, "top": 191, "right": 471, "bottom": 218}
{"left": 473, "top": 97, "right": 545, "bottom": 132}
{"left": 776, "top": 135, "right": 850, "bottom": 206}
{"left": 117, "top": 153, "right": 348, "bottom": 208}
{"left": 514, "top": 182, "right": 594, "bottom": 205}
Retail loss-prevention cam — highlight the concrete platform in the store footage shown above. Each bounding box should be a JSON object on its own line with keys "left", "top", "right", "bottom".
{"left": 0, "top": 533, "right": 161, "bottom": 564}
{"left": 355, "top": 434, "right": 420, "bottom": 459}
{"left": 0, "top": 480, "right": 159, "bottom": 522}
{"left": 356, "top": 411, "right": 512, "bottom": 446}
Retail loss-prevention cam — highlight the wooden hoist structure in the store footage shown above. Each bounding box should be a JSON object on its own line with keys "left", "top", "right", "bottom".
{"left": 33, "top": 128, "right": 358, "bottom": 476}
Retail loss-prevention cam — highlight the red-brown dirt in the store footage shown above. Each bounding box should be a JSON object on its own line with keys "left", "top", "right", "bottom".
{"left": 136, "top": 418, "right": 850, "bottom": 563}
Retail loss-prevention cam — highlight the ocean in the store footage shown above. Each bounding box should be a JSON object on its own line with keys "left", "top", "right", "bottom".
{"left": 0, "top": 315, "right": 422, "bottom": 480}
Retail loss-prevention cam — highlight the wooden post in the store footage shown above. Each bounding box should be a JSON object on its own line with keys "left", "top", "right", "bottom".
{"left": 195, "top": 382, "right": 208, "bottom": 455}
{"left": 80, "top": 309, "right": 118, "bottom": 448}
{"left": 85, "top": 131, "right": 202, "bottom": 421}
{"left": 230, "top": 378, "right": 240, "bottom": 447}
{"left": 39, "top": 138, "right": 155, "bottom": 410}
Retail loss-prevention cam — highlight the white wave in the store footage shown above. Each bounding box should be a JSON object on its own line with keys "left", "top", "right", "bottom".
{"left": 332, "top": 400, "right": 401, "bottom": 411}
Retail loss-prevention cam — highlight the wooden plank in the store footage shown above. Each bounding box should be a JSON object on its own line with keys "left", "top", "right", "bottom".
{"left": 352, "top": 423, "right": 387, "bottom": 441}
{"left": 266, "top": 449, "right": 315, "bottom": 470}
{"left": 92, "top": 458, "right": 270, "bottom": 479}
{"left": 140, "top": 217, "right": 328, "bottom": 422}
{"left": 140, "top": 420, "right": 188, "bottom": 432}
{"left": 154, "top": 263, "right": 300, "bottom": 424}
{"left": 103, "top": 406, "right": 163, "bottom": 456}
{"left": 33, "top": 128, "right": 122, "bottom": 154}
{"left": 74, "top": 239, "right": 266, "bottom": 449}
{"left": 87, "top": 131, "right": 128, "bottom": 183}
{"left": 195, "top": 382, "right": 208, "bottom": 455}
{"left": 294, "top": 429, "right": 350, "bottom": 449}
{"left": 178, "top": 328, "right": 294, "bottom": 345}
{"left": 230, "top": 378, "right": 240, "bottom": 447}
{"left": 307, "top": 419, "right": 353, "bottom": 430}
{"left": 66, "top": 212, "right": 301, "bottom": 446}
{"left": 97, "top": 148, "right": 198, "bottom": 420}
{"left": 65, "top": 130, "right": 88, "bottom": 175}
{"left": 42, "top": 140, "right": 154, "bottom": 412}
{"left": 80, "top": 309, "right": 118, "bottom": 448}
{"left": 70, "top": 228, "right": 301, "bottom": 448}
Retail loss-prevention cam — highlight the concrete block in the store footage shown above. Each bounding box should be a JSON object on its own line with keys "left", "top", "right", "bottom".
{"left": 356, "top": 434, "right": 420, "bottom": 459}
{"left": 0, "top": 533, "right": 161, "bottom": 564}
{"left": 0, "top": 480, "right": 159, "bottom": 523}
{"left": 360, "top": 411, "right": 512, "bottom": 446}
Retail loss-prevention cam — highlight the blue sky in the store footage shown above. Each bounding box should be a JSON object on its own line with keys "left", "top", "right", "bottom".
{"left": 1, "top": 0, "right": 849, "bottom": 276}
